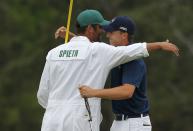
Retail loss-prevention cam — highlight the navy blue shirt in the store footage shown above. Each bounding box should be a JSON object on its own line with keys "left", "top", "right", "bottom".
{"left": 111, "top": 59, "right": 149, "bottom": 115}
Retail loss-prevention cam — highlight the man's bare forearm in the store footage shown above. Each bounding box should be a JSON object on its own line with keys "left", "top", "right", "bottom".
{"left": 93, "top": 88, "right": 130, "bottom": 100}
{"left": 146, "top": 42, "right": 162, "bottom": 51}
{"left": 79, "top": 85, "right": 135, "bottom": 100}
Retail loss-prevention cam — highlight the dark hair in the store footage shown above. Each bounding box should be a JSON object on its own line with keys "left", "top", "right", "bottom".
{"left": 75, "top": 21, "right": 87, "bottom": 34}
{"left": 75, "top": 21, "right": 98, "bottom": 34}
{"left": 128, "top": 34, "right": 134, "bottom": 43}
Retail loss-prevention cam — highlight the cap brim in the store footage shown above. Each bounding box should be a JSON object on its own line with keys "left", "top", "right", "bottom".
{"left": 99, "top": 20, "right": 110, "bottom": 26}
{"left": 102, "top": 24, "right": 114, "bottom": 32}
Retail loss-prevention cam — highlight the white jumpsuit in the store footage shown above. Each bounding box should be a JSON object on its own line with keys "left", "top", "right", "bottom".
{"left": 37, "top": 36, "right": 149, "bottom": 131}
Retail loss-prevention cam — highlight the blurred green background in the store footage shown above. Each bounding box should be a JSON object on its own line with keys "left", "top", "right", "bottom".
{"left": 0, "top": 0, "right": 193, "bottom": 131}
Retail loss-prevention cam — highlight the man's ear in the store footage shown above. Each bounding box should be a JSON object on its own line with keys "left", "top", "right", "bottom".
{"left": 122, "top": 33, "right": 128, "bottom": 40}
{"left": 87, "top": 25, "right": 94, "bottom": 33}
{"left": 85, "top": 25, "right": 94, "bottom": 40}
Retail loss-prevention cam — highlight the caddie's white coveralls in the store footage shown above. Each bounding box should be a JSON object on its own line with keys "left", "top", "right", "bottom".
{"left": 37, "top": 36, "right": 149, "bottom": 131}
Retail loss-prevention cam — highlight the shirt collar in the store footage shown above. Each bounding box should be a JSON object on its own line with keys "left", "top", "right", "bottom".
{"left": 70, "top": 36, "right": 91, "bottom": 43}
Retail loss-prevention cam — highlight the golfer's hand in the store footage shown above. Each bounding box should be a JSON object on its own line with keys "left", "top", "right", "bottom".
{"left": 79, "top": 85, "right": 95, "bottom": 98}
{"left": 160, "top": 41, "right": 180, "bottom": 56}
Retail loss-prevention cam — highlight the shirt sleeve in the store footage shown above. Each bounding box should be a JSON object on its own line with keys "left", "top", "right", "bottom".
{"left": 37, "top": 55, "right": 50, "bottom": 109}
{"left": 95, "top": 42, "right": 149, "bottom": 69}
{"left": 122, "top": 61, "right": 145, "bottom": 88}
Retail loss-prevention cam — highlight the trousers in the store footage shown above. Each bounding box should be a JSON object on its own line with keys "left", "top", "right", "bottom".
{"left": 110, "top": 115, "right": 151, "bottom": 131}
{"left": 41, "top": 100, "right": 102, "bottom": 131}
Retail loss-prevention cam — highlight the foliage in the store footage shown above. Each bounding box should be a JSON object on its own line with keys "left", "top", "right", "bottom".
{"left": 0, "top": 0, "right": 192, "bottom": 131}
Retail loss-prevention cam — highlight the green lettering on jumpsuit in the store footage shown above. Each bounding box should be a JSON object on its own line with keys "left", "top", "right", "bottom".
{"left": 59, "top": 50, "right": 79, "bottom": 57}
